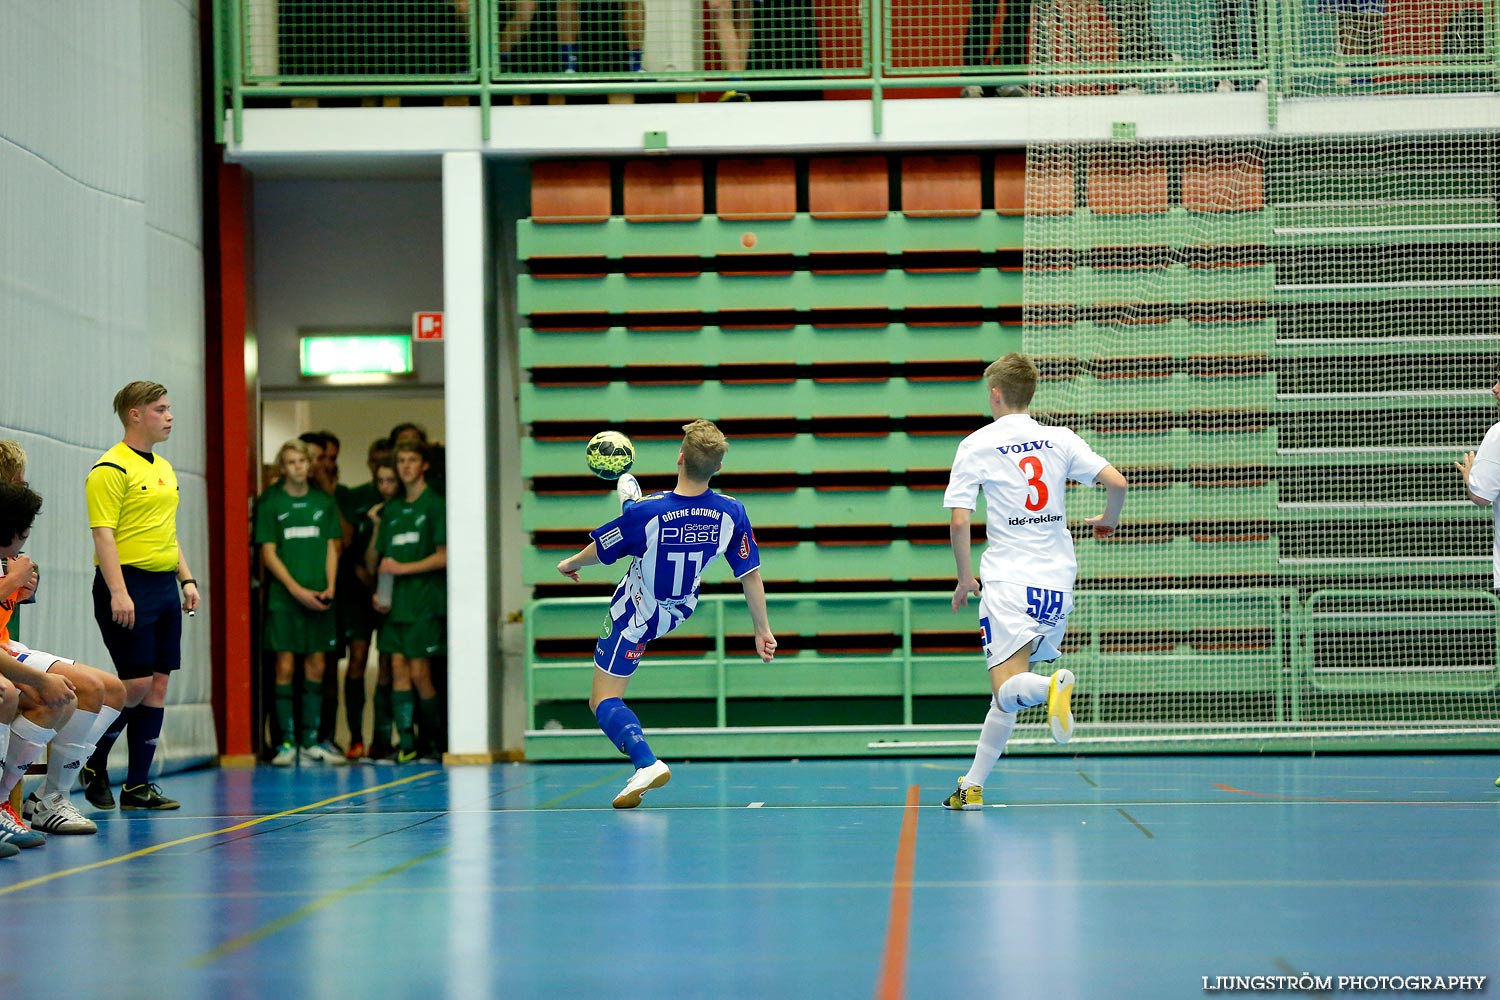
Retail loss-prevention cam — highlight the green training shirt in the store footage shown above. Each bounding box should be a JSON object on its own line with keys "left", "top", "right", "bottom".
{"left": 374, "top": 487, "right": 447, "bottom": 623}
{"left": 253, "top": 482, "right": 341, "bottom": 612}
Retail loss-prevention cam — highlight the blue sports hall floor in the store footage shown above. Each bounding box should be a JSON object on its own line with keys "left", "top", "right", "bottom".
{"left": 2, "top": 755, "right": 1497, "bottom": 1000}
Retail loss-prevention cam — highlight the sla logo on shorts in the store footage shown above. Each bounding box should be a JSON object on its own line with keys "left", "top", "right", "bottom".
{"left": 600, "top": 616, "right": 613, "bottom": 639}
{"left": 1026, "top": 587, "right": 1066, "bottom": 627}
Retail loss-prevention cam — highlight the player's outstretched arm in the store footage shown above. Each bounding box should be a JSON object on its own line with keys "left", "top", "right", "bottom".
{"left": 557, "top": 542, "right": 600, "bottom": 582}
{"left": 738, "top": 569, "right": 776, "bottom": 662}
{"left": 1084, "top": 464, "right": 1129, "bottom": 538}
{"left": 949, "top": 507, "right": 982, "bottom": 611}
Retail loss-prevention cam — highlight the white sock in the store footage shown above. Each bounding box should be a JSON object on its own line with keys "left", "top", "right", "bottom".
{"left": 996, "top": 671, "right": 1050, "bottom": 713}
{"left": 43, "top": 708, "right": 99, "bottom": 796}
{"left": 0, "top": 715, "right": 56, "bottom": 799}
{"left": 962, "top": 704, "right": 1017, "bottom": 789}
{"left": 0, "top": 721, "right": 10, "bottom": 766}
{"left": 85, "top": 704, "right": 122, "bottom": 747}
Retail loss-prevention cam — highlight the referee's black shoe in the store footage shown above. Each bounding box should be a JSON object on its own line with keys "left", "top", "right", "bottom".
{"left": 79, "top": 764, "right": 116, "bottom": 810}
{"left": 120, "top": 783, "right": 180, "bottom": 811}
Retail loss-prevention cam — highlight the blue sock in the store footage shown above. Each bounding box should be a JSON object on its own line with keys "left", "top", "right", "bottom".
{"left": 628, "top": 49, "right": 643, "bottom": 73}
{"left": 560, "top": 43, "right": 578, "bottom": 72}
{"left": 125, "top": 704, "right": 164, "bottom": 786}
{"left": 595, "top": 698, "right": 656, "bottom": 768}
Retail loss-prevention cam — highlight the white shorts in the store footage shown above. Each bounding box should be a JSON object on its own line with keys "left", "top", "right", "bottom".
{"left": 977, "top": 581, "right": 1073, "bottom": 668}
{"left": 3, "top": 640, "right": 74, "bottom": 673}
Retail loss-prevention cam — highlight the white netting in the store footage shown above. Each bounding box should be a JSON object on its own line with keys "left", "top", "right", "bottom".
{"left": 1023, "top": 133, "right": 1500, "bottom": 749}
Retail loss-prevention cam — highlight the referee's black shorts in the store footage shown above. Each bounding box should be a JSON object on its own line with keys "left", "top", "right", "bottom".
{"left": 92, "top": 566, "right": 182, "bottom": 679}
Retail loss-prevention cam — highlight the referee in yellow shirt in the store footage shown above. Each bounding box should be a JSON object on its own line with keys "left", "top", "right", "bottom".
{"left": 78, "top": 382, "right": 199, "bottom": 811}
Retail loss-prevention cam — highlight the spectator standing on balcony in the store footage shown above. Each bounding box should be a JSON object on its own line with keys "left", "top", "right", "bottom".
{"left": 1102, "top": 0, "right": 1177, "bottom": 90}
{"left": 1320, "top": 0, "right": 1385, "bottom": 78}
{"left": 962, "top": 0, "right": 1031, "bottom": 97}
{"left": 498, "top": 0, "right": 582, "bottom": 72}
{"left": 497, "top": 0, "right": 645, "bottom": 74}
{"left": 1453, "top": 370, "right": 1500, "bottom": 788}
{"left": 709, "top": 0, "right": 755, "bottom": 100}
{"left": 1212, "top": 0, "right": 1264, "bottom": 91}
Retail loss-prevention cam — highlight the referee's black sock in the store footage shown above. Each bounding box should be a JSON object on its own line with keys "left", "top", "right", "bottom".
{"left": 125, "top": 705, "right": 164, "bottom": 787}
{"left": 85, "top": 710, "right": 130, "bottom": 772}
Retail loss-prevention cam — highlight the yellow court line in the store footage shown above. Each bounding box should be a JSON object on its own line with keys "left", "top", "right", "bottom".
{"left": 0, "top": 770, "right": 442, "bottom": 898}
{"left": 188, "top": 845, "right": 450, "bottom": 967}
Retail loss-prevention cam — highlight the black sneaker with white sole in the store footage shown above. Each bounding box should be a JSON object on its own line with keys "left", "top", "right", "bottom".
{"left": 119, "top": 783, "right": 180, "bottom": 811}
{"left": 79, "top": 763, "right": 115, "bottom": 810}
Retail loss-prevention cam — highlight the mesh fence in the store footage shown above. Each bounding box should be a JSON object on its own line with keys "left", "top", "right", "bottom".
{"left": 490, "top": 0, "right": 861, "bottom": 78}
{"left": 244, "top": 0, "right": 477, "bottom": 80}
{"left": 1021, "top": 133, "right": 1500, "bottom": 748}
{"left": 235, "top": 0, "right": 1497, "bottom": 92}
{"left": 1275, "top": 0, "right": 1497, "bottom": 97}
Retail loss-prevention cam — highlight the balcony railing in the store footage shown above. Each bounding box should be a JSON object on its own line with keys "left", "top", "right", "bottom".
{"left": 215, "top": 0, "right": 1500, "bottom": 141}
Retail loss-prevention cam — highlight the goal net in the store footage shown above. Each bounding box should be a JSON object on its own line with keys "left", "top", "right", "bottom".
{"left": 1021, "top": 132, "right": 1500, "bottom": 751}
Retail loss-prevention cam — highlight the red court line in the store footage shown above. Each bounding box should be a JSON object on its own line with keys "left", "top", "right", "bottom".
{"left": 875, "top": 784, "right": 921, "bottom": 1000}
{"left": 1216, "top": 782, "right": 1380, "bottom": 803}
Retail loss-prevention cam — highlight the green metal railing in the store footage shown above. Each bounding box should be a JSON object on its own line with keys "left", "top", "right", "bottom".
{"left": 215, "top": 0, "right": 1500, "bottom": 143}
{"left": 522, "top": 586, "right": 1500, "bottom": 758}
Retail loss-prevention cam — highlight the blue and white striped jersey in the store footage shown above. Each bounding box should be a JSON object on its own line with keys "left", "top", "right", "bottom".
{"left": 590, "top": 488, "right": 760, "bottom": 620}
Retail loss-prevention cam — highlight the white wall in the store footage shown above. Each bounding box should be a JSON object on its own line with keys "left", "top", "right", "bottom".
{"left": 252, "top": 178, "right": 447, "bottom": 391}
{"left": 0, "top": 0, "right": 213, "bottom": 771}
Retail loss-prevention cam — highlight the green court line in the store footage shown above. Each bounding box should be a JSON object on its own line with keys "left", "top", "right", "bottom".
{"left": 1116, "top": 807, "right": 1155, "bottom": 838}
{"left": 0, "top": 770, "right": 442, "bottom": 898}
{"left": 188, "top": 846, "right": 450, "bottom": 967}
{"left": 536, "top": 767, "right": 634, "bottom": 809}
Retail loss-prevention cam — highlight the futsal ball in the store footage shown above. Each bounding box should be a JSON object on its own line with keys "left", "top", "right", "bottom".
{"left": 585, "top": 430, "right": 635, "bottom": 480}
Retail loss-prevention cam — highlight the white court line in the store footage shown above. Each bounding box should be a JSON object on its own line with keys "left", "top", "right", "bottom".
{"left": 511, "top": 799, "right": 1500, "bottom": 812}
{"left": 747, "top": 802, "right": 764, "bottom": 808}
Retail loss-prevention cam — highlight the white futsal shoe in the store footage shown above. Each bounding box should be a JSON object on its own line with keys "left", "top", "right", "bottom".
{"left": 24, "top": 790, "right": 98, "bottom": 835}
{"left": 612, "top": 760, "right": 671, "bottom": 809}
{"left": 1047, "top": 668, "right": 1076, "bottom": 745}
{"left": 617, "top": 473, "right": 642, "bottom": 512}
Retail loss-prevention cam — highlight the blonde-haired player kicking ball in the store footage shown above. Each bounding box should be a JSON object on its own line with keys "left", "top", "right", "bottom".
{"left": 942, "top": 354, "right": 1128, "bottom": 810}
{"left": 557, "top": 420, "right": 776, "bottom": 808}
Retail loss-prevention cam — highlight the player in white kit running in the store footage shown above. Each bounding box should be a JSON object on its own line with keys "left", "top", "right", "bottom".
{"left": 941, "top": 353, "right": 1128, "bottom": 810}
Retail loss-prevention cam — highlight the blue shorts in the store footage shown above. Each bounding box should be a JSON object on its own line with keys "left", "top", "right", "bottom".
{"left": 92, "top": 566, "right": 182, "bottom": 679}
{"left": 593, "top": 584, "right": 693, "bottom": 678}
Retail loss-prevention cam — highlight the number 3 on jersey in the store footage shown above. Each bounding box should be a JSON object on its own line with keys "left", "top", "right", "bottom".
{"left": 1019, "top": 455, "right": 1048, "bottom": 511}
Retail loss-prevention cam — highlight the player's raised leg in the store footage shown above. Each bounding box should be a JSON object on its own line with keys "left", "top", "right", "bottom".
{"left": 1047, "top": 667, "right": 1075, "bottom": 744}
{"left": 617, "top": 472, "right": 641, "bottom": 511}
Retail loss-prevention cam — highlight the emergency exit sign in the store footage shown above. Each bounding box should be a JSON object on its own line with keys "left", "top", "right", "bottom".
{"left": 413, "top": 311, "right": 444, "bottom": 341}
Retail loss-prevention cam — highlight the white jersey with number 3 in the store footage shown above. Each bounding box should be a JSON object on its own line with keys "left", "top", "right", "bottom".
{"left": 944, "top": 413, "right": 1109, "bottom": 592}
